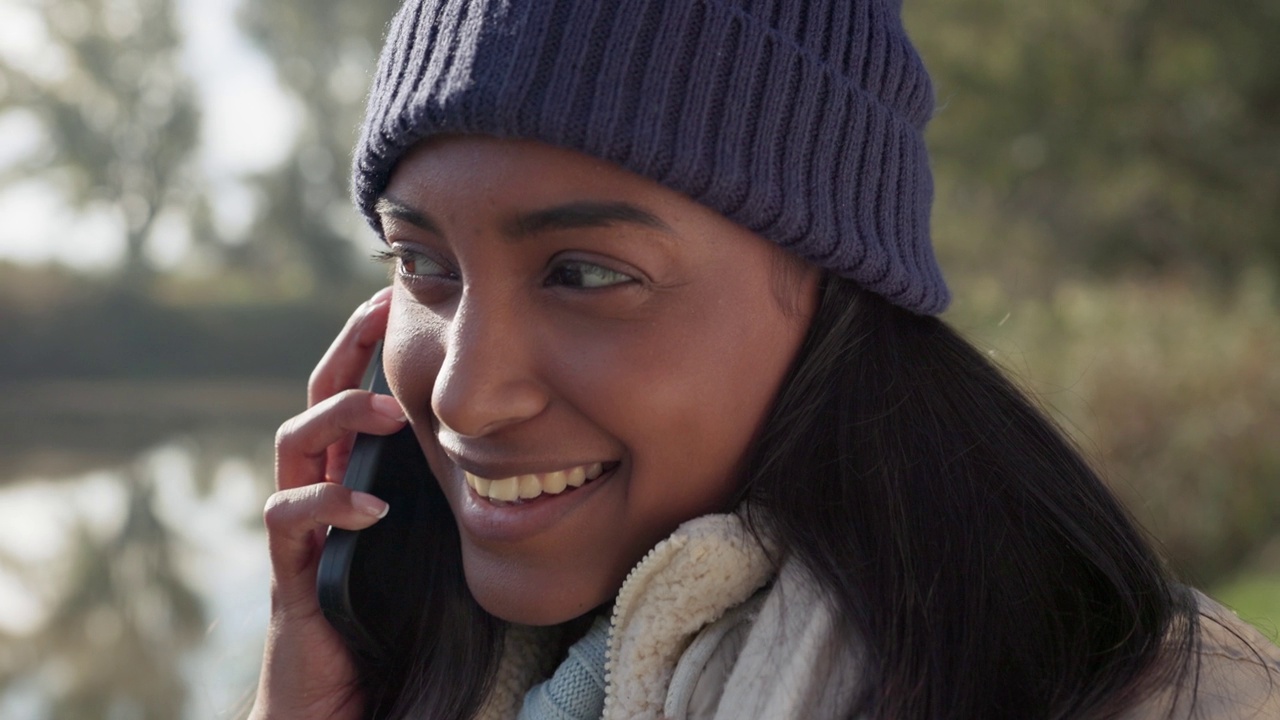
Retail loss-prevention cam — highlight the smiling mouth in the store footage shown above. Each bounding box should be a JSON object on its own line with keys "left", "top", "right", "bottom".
{"left": 464, "top": 462, "right": 616, "bottom": 504}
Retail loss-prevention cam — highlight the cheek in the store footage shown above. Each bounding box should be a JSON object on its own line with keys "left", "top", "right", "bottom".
{"left": 564, "top": 294, "right": 808, "bottom": 497}
{"left": 382, "top": 296, "right": 447, "bottom": 412}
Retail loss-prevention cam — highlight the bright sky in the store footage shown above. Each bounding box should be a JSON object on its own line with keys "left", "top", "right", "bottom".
{"left": 0, "top": 0, "right": 299, "bottom": 271}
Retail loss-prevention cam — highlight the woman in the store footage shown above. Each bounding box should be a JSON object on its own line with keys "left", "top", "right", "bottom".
{"left": 250, "top": 1, "right": 1280, "bottom": 718}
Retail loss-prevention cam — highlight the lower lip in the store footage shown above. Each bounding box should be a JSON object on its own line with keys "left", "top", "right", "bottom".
{"left": 455, "top": 466, "right": 619, "bottom": 543}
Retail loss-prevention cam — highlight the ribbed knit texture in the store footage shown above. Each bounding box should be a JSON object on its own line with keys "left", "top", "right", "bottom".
{"left": 516, "top": 614, "right": 609, "bottom": 720}
{"left": 353, "top": 0, "right": 950, "bottom": 315}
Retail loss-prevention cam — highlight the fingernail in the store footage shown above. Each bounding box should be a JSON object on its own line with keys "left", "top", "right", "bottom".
{"left": 371, "top": 394, "right": 407, "bottom": 422}
{"left": 368, "top": 287, "right": 392, "bottom": 308}
{"left": 353, "top": 492, "right": 390, "bottom": 519}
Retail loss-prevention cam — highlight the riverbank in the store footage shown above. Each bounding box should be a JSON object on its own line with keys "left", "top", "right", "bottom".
{"left": 0, "top": 379, "right": 298, "bottom": 482}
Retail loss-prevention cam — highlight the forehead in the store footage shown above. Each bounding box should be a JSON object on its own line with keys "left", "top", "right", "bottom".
{"left": 385, "top": 136, "right": 659, "bottom": 207}
{"left": 380, "top": 136, "right": 762, "bottom": 256}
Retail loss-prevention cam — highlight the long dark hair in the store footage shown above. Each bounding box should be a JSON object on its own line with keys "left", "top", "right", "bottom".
{"left": 738, "top": 275, "right": 1199, "bottom": 719}
{"left": 359, "top": 273, "right": 1199, "bottom": 719}
{"left": 354, "top": 467, "right": 503, "bottom": 720}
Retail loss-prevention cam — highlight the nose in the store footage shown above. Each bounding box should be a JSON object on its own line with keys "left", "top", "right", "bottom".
{"left": 431, "top": 290, "right": 550, "bottom": 438}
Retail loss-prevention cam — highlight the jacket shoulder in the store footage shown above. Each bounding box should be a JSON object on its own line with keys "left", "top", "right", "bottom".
{"left": 1123, "top": 591, "right": 1280, "bottom": 720}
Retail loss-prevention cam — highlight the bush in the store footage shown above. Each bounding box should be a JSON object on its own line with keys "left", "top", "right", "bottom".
{"left": 949, "top": 270, "right": 1280, "bottom": 584}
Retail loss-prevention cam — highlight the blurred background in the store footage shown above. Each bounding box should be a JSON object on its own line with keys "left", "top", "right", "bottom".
{"left": 0, "top": 0, "right": 1275, "bottom": 717}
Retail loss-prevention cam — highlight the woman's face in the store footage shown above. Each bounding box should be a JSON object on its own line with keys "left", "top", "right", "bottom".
{"left": 380, "top": 136, "right": 819, "bottom": 625}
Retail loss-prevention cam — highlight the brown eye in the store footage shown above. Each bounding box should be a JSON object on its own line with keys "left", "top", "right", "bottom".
{"left": 546, "top": 261, "right": 633, "bottom": 289}
{"left": 381, "top": 245, "right": 453, "bottom": 279}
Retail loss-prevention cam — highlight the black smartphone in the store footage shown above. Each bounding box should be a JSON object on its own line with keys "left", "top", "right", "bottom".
{"left": 316, "top": 349, "right": 437, "bottom": 655}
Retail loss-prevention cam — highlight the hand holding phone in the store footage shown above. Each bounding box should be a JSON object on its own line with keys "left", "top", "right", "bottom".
{"left": 252, "top": 289, "right": 404, "bottom": 720}
{"left": 318, "top": 352, "right": 438, "bottom": 656}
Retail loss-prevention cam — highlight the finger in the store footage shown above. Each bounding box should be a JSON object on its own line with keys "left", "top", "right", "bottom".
{"left": 262, "top": 483, "right": 390, "bottom": 609}
{"left": 275, "top": 390, "right": 406, "bottom": 492}
{"left": 324, "top": 434, "right": 358, "bottom": 484}
{"left": 308, "top": 286, "right": 393, "bottom": 408}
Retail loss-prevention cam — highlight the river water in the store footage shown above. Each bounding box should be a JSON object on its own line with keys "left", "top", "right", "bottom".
{"left": 0, "top": 380, "right": 299, "bottom": 719}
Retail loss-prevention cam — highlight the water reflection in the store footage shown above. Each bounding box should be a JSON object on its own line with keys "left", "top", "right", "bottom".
{"left": 0, "top": 420, "right": 279, "bottom": 720}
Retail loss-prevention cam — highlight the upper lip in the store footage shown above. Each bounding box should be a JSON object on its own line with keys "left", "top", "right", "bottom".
{"left": 438, "top": 446, "right": 618, "bottom": 480}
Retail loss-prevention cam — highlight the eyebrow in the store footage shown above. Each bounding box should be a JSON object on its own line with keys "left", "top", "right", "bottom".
{"left": 374, "top": 196, "right": 674, "bottom": 239}
{"left": 505, "top": 201, "right": 673, "bottom": 237}
{"left": 375, "top": 196, "right": 442, "bottom": 235}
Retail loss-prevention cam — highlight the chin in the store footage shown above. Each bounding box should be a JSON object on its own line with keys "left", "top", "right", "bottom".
{"left": 468, "top": 584, "right": 600, "bottom": 627}
{"left": 461, "top": 554, "right": 609, "bottom": 627}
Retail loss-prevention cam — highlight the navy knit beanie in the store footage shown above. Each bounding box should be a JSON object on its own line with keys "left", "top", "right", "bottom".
{"left": 353, "top": 0, "right": 950, "bottom": 315}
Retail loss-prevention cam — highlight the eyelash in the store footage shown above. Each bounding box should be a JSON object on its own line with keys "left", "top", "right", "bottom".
{"left": 545, "top": 260, "right": 635, "bottom": 289}
{"left": 374, "top": 246, "right": 637, "bottom": 290}
{"left": 374, "top": 246, "right": 454, "bottom": 280}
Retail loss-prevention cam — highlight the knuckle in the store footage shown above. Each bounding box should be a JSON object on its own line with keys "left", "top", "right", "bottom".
{"left": 307, "top": 365, "right": 330, "bottom": 401}
{"left": 274, "top": 417, "right": 299, "bottom": 453}
{"left": 335, "top": 387, "right": 363, "bottom": 402}
{"left": 262, "top": 490, "right": 293, "bottom": 528}
{"left": 263, "top": 484, "right": 332, "bottom": 529}
{"left": 329, "top": 388, "right": 365, "bottom": 418}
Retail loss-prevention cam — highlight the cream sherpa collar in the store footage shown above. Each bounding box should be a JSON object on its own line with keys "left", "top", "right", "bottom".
{"left": 474, "top": 513, "right": 774, "bottom": 720}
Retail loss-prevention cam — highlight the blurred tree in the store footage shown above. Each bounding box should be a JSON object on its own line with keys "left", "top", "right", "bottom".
{"left": 907, "top": 0, "right": 1280, "bottom": 288}
{"left": 232, "top": 0, "right": 401, "bottom": 295}
{"left": 0, "top": 0, "right": 210, "bottom": 285}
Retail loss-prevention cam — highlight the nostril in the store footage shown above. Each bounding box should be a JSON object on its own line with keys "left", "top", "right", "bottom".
{"left": 430, "top": 367, "right": 550, "bottom": 438}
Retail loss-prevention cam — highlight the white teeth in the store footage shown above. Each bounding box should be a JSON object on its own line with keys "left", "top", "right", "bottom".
{"left": 464, "top": 463, "right": 609, "bottom": 502}
{"left": 517, "top": 474, "right": 541, "bottom": 499}
{"left": 465, "top": 472, "right": 491, "bottom": 496}
{"left": 541, "top": 470, "right": 568, "bottom": 494}
{"left": 488, "top": 477, "right": 519, "bottom": 502}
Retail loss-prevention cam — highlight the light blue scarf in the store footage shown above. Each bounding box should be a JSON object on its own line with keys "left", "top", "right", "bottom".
{"left": 516, "top": 614, "right": 610, "bottom": 720}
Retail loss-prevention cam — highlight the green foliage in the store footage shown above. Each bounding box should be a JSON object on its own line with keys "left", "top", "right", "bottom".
{"left": 907, "top": 0, "right": 1280, "bottom": 284}
{"left": 950, "top": 270, "right": 1280, "bottom": 585}
{"left": 906, "top": 0, "right": 1280, "bottom": 587}
{"left": 1214, "top": 571, "right": 1280, "bottom": 642}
